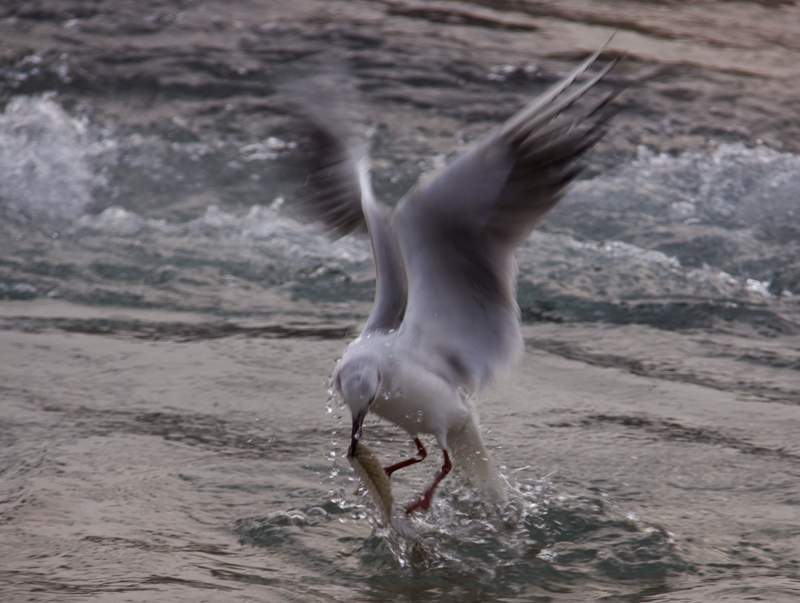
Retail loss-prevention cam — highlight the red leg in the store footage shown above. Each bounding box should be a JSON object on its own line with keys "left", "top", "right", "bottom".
{"left": 383, "top": 437, "right": 427, "bottom": 477}
{"left": 406, "top": 450, "right": 451, "bottom": 515}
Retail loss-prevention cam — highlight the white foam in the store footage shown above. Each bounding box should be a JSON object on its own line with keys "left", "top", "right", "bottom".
{"left": 629, "top": 143, "right": 800, "bottom": 228}
{"left": 0, "top": 94, "right": 110, "bottom": 221}
{"left": 75, "top": 196, "right": 372, "bottom": 270}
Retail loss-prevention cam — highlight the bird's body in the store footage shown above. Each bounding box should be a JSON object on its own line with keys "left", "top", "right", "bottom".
{"left": 339, "top": 332, "right": 472, "bottom": 441}
{"left": 299, "top": 45, "right": 620, "bottom": 514}
{"left": 335, "top": 328, "right": 507, "bottom": 503}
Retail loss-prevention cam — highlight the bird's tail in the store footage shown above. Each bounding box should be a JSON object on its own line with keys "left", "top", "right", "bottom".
{"left": 447, "top": 413, "right": 508, "bottom": 504}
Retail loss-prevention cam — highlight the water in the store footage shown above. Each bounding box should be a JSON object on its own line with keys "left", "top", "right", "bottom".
{"left": 1, "top": 2, "right": 800, "bottom": 601}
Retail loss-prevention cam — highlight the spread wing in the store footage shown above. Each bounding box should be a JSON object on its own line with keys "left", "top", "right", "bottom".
{"left": 296, "top": 108, "right": 407, "bottom": 332}
{"left": 393, "top": 47, "right": 620, "bottom": 391}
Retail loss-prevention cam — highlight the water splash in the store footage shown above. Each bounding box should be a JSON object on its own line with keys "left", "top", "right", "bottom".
{"left": 258, "top": 473, "right": 690, "bottom": 598}
{"left": 0, "top": 94, "right": 110, "bottom": 223}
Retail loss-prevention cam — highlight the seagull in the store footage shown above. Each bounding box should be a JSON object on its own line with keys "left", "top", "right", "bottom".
{"left": 298, "top": 45, "right": 620, "bottom": 515}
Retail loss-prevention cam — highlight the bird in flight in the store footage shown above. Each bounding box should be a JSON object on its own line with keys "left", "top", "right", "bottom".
{"left": 298, "top": 44, "right": 619, "bottom": 515}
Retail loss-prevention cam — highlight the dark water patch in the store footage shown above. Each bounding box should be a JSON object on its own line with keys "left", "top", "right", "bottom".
{"left": 735, "top": 350, "right": 800, "bottom": 371}
{"left": 518, "top": 283, "right": 798, "bottom": 336}
{"left": 659, "top": 578, "right": 800, "bottom": 603}
{"left": 234, "top": 503, "right": 372, "bottom": 598}
{"left": 0, "top": 568, "right": 227, "bottom": 597}
{"left": 526, "top": 336, "right": 800, "bottom": 405}
{"left": 0, "top": 315, "right": 356, "bottom": 342}
{"left": 207, "top": 566, "right": 282, "bottom": 589}
{"left": 449, "top": 0, "right": 699, "bottom": 40}
{"left": 551, "top": 413, "right": 800, "bottom": 464}
{"left": 386, "top": 4, "right": 539, "bottom": 32}
{"left": 139, "top": 574, "right": 236, "bottom": 591}
{"left": 34, "top": 403, "right": 326, "bottom": 460}
{"left": 126, "top": 411, "right": 304, "bottom": 457}
{"left": 0, "top": 281, "right": 39, "bottom": 300}
{"left": 90, "top": 261, "right": 160, "bottom": 283}
{"left": 81, "top": 534, "right": 184, "bottom": 554}
{"left": 235, "top": 501, "right": 355, "bottom": 545}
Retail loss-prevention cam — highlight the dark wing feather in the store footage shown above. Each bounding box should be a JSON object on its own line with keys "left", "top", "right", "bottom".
{"left": 298, "top": 113, "right": 367, "bottom": 239}
{"left": 295, "top": 108, "right": 407, "bottom": 332}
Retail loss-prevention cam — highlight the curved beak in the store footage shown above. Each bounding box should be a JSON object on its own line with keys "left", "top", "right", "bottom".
{"left": 348, "top": 410, "right": 366, "bottom": 457}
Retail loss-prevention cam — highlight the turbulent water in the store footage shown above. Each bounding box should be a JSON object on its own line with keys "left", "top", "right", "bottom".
{"left": 1, "top": 1, "right": 800, "bottom": 602}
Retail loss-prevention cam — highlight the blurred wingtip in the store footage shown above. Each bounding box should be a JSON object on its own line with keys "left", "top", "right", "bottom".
{"left": 282, "top": 73, "right": 373, "bottom": 240}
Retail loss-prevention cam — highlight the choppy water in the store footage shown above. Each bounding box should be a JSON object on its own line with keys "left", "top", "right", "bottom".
{"left": 2, "top": 2, "right": 800, "bottom": 601}
{"left": 2, "top": 95, "right": 797, "bottom": 325}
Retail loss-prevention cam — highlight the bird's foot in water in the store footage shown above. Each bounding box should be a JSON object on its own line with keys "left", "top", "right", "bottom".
{"left": 405, "top": 492, "right": 433, "bottom": 515}
{"left": 404, "top": 449, "right": 451, "bottom": 515}
{"left": 383, "top": 437, "right": 427, "bottom": 478}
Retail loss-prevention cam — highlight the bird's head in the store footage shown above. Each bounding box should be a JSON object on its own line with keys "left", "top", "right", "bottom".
{"left": 334, "top": 357, "right": 381, "bottom": 456}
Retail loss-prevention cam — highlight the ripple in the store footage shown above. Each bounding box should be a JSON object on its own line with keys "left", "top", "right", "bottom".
{"left": 236, "top": 479, "right": 688, "bottom": 600}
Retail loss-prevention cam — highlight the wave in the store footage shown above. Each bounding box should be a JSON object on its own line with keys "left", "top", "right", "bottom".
{"left": 0, "top": 95, "right": 797, "bottom": 329}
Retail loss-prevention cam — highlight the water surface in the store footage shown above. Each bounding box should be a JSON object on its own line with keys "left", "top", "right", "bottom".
{"left": 1, "top": 1, "right": 799, "bottom": 601}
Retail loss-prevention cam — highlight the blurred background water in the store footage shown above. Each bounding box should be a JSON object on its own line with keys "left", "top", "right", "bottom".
{"left": 1, "top": 1, "right": 799, "bottom": 601}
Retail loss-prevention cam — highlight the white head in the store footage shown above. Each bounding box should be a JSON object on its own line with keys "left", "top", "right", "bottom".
{"left": 334, "top": 357, "right": 381, "bottom": 455}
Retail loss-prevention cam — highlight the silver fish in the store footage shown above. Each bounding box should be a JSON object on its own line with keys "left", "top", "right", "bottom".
{"left": 347, "top": 440, "right": 417, "bottom": 539}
